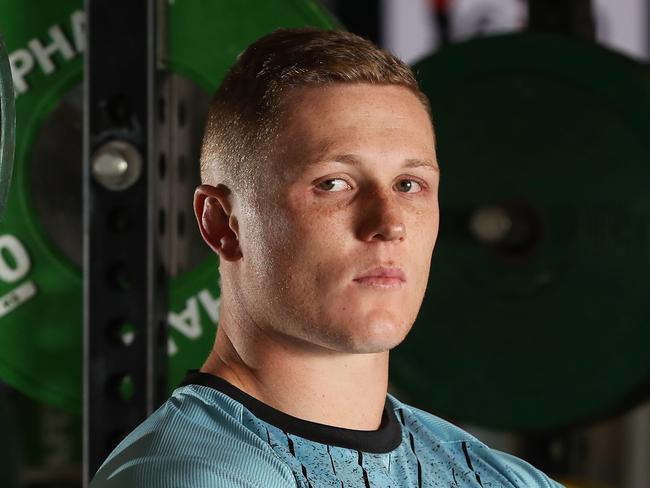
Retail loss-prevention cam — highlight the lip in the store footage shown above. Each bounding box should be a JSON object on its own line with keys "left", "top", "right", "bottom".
{"left": 353, "top": 266, "right": 406, "bottom": 285}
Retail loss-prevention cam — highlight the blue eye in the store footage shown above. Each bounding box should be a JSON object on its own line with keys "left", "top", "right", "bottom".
{"left": 395, "top": 179, "right": 422, "bottom": 193}
{"left": 317, "top": 178, "right": 351, "bottom": 192}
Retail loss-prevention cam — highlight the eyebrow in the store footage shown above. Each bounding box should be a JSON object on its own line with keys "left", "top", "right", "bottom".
{"left": 311, "top": 153, "right": 440, "bottom": 173}
{"left": 403, "top": 158, "right": 440, "bottom": 172}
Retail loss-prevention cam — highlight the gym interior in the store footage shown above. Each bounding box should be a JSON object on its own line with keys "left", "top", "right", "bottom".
{"left": 0, "top": 1, "right": 649, "bottom": 487}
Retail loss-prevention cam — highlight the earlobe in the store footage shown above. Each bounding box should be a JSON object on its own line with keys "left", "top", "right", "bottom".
{"left": 194, "top": 185, "right": 243, "bottom": 261}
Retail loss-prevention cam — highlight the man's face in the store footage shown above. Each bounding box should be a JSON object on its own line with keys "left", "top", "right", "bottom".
{"left": 235, "top": 83, "right": 439, "bottom": 354}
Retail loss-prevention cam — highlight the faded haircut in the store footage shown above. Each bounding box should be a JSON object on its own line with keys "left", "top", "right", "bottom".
{"left": 199, "top": 27, "right": 430, "bottom": 196}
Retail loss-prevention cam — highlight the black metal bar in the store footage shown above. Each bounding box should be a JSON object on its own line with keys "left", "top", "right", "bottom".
{"left": 432, "top": 0, "right": 452, "bottom": 47}
{"left": 83, "top": 0, "right": 169, "bottom": 483}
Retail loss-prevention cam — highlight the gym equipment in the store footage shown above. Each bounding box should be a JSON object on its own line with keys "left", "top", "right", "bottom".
{"left": 4, "top": 0, "right": 649, "bottom": 434}
{"left": 0, "top": 35, "right": 14, "bottom": 217}
{"left": 0, "top": 389, "right": 18, "bottom": 488}
{"left": 0, "top": 0, "right": 335, "bottom": 413}
{"left": 0, "top": 34, "right": 18, "bottom": 488}
{"left": 3, "top": 388, "right": 81, "bottom": 486}
{"left": 392, "top": 32, "right": 650, "bottom": 430}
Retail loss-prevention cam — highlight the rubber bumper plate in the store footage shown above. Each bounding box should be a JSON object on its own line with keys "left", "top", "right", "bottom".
{"left": 0, "top": 35, "right": 14, "bottom": 218}
{"left": 0, "top": 0, "right": 335, "bottom": 413}
{"left": 390, "top": 33, "right": 650, "bottom": 430}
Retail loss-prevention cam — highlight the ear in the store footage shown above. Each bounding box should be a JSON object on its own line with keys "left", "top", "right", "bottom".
{"left": 193, "top": 184, "right": 242, "bottom": 261}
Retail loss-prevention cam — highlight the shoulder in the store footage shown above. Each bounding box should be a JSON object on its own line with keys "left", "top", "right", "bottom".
{"left": 90, "top": 385, "right": 296, "bottom": 488}
{"left": 489, "top": 449, "right": 565, "bottom": 488}
{"left": 387, "top": 394, "right": 564, "bottom": 488}
{"left": 387, "top": 393, "right": 481, "bottom": 443}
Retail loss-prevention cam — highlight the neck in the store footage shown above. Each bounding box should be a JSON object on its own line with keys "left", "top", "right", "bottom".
{"left": 200, "top": 303, "right": 390, "bottom": 431}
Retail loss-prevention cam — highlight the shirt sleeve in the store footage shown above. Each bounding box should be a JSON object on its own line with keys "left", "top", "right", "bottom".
{"left": 492, "top": 449, "right": 565, "bottom": 488}
{"left": 89, "top": 388, "right": 298, "bottom": 488}
{"left": 90, "top": 450, "right": 298, "bottom": 488}
{"left": 89, "top": 406, "right": 298, "bottom": 488}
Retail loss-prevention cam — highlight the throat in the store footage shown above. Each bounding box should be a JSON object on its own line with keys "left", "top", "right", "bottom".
{"left": 204, "top": 311, "right": 391, "bottom": 430}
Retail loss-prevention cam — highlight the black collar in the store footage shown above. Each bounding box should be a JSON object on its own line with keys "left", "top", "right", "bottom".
{"left": 180, "top": 370, "right": 402, "bottom": 454}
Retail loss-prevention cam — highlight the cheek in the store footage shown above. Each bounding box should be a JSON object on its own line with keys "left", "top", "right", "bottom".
{"left": 274, "top": 215, "right": 353, "bottom": 302}
{"left": 284, "top": 199, "right": 351, "bottom": 248}
{"left": 417, "top": 204, "right": 439, "bottom": 242}
{"left": 250, "top": 206, "right": 336, "bottom": 277}
{"left": 409, "top": 212, "right": 438, "bottom": 274}
{"left": 239, "top": 206, "right": 292, "bottom": 283}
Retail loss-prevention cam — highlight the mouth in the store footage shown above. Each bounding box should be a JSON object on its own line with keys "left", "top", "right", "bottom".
{"left": 353, "top": 266, "right": 406, "bottom": 288}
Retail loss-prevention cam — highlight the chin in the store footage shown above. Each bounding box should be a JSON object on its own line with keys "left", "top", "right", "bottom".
{"left": 331, "top": 312, "right": 413, "bottom": 354}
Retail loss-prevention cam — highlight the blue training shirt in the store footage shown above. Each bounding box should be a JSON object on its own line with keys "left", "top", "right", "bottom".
{"left": 91, "top": 370, "right": 564, "bottom": 487}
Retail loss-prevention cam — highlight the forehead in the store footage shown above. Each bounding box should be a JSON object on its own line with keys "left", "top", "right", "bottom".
{"left": 274, "top": 83, "right": 435, "bottom": 165}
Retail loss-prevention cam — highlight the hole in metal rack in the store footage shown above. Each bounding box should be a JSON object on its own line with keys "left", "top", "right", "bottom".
{"left": 109, "top": 320, "right": 137, "bottom": 347}
{"left": 177, "top": 155, "right": 186, "bottom": 182}
{"left": 157, "top": 264, "right": 167, "bottom": 287}
{"left": 105, "top": 93, "right": 132, "bottom": 127}
{"left": 107, "top": 206, "right": 130, "bottom": 234}
{"left": 117, "top": 375, "right": 135, "bottom": 402}
{"left": 107, "top": 263, "right": 134, "bottom": 291}
{"left": 158, "top": 208, "right": 166, "bottom": 236}
{"left": 30, "top": 76, "right": 212, "bottom": 272}
{"left": 106, "top": 373, "right": 136, "bottom": 403}
{"left": 177, "top": 211, "right": 185, "bottom": 238}
{"left": 158, "top": 153, "right": 167, "bottom": 180}
{"left": 158, "top": 318, "right": 167, "bottom": 346}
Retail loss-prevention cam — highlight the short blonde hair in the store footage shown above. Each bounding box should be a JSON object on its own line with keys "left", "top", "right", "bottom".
{"left": 200, "top": 27, "right": 430, "bottom": 195}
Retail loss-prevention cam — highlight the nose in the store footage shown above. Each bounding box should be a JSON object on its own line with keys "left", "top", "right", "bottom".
{"left": 356, "top": 188, "right": 406, "bottom": 243}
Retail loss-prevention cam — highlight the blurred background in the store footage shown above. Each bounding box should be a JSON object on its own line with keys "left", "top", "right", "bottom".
{"left": 0, "top": 0, "right": 649, "bottom": 487}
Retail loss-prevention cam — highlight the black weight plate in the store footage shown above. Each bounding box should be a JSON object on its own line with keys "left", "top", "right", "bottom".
{"left": 391, "top": 33, "right": 650, "bottom": 430}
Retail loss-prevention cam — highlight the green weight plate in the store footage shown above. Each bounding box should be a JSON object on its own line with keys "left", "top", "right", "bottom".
{"left": 0, "top": 0, "right": 336, "bottom": 413}
{"left": 391, "top": 33, "right": 650, "bottom": 430}
{"left": 0, "top": 35, "right": 15, "bottom": 218}
{"left": 5, "top": 386, "right": 82, "bottom": 484}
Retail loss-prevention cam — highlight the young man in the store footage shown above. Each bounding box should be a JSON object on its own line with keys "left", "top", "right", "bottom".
{"left": 91, "top": 28, "right": 563, "bottom": 487}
